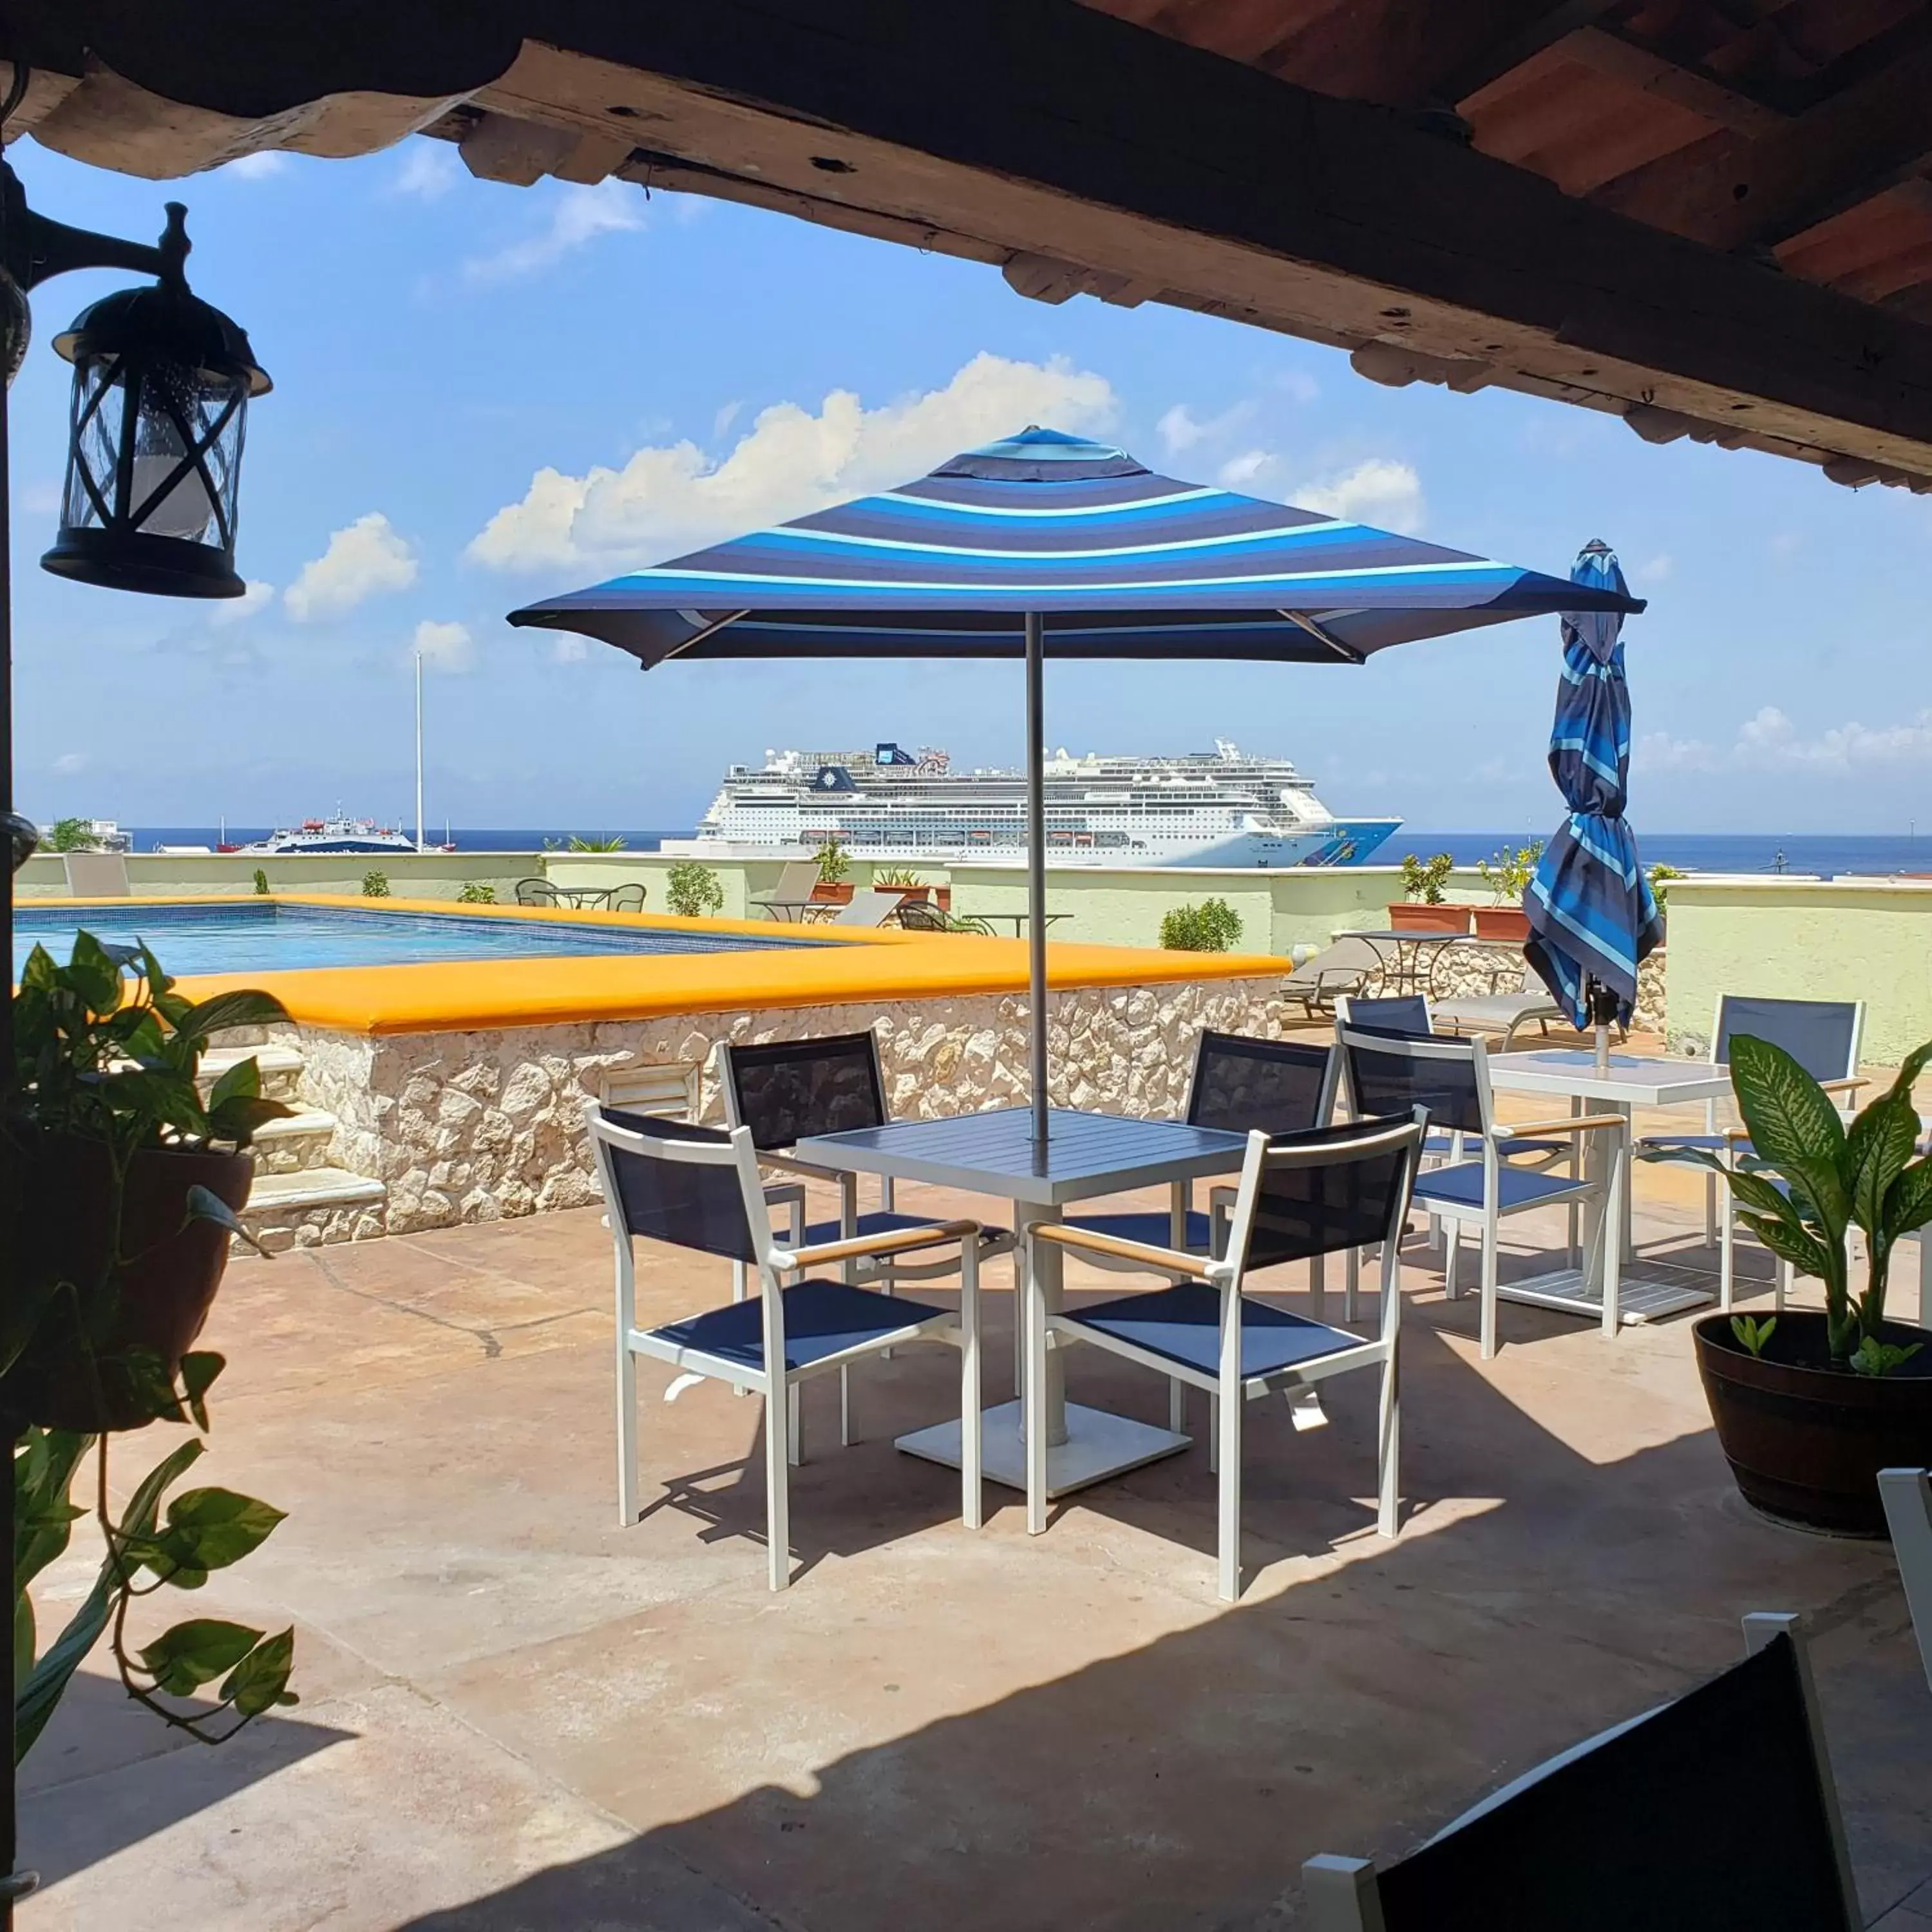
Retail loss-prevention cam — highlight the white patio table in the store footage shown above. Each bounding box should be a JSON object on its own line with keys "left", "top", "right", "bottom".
{"left": 1486, "top": 1048, "right": 1729, "bottom": 1329}
{"left": 793, "top": 1106, "right": 1249, "bottom": 1497}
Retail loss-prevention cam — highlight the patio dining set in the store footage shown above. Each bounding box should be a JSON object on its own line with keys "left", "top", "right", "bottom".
{"left": 583, "top": 992, "right": 1871, "bottom": 1604}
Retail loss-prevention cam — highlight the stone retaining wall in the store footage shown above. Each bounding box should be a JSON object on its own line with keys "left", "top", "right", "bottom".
{"left": 1405, "top": 941, "right": 1666, "bottom": 1036}
{"left": 290, "top": 974, "right": 1289, "bottom": 1241}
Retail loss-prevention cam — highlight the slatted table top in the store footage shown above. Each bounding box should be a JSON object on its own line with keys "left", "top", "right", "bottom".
{"left": 1486, "top": 1050, "right": 1730, "bottom": 1108}
{"left": 795, "top": 1106, "right": 1249, "bottom": 1206}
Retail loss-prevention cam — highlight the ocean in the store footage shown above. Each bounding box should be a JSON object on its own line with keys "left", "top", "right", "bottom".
{"left": 120, "top": 828, "right": 1931, "bottom": 878}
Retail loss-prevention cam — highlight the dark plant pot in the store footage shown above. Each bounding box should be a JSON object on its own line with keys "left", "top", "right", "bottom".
{"left": 1388, "top": 902, "right": 1466, "bottom": 933}
{"left": 1471, "top": 907, "right": 1531, "bottom": 943}
{"left": 14, "top": 1135, "right": 253, "bottom": 1432}
{"left": 1694, "top": 1311, "right": 1932, "bottom": 1537}
{"left": 810, "top": 881, "right": 854, "bottom": 905}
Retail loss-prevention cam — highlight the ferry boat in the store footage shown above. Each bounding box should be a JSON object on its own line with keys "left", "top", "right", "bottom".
{"left": 665, "top": 741, "right": 1399, "bottom": 869}
{"left": 227, "top": 811, "right": 430, "bottom": 857}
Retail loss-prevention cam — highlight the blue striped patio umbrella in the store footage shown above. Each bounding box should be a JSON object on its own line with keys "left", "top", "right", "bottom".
{"left": 511, "top": 428, "right": 1642, "bottom": 1142}
{"left": 1524, "top": 539, "right": 1662, "bottom": 1043}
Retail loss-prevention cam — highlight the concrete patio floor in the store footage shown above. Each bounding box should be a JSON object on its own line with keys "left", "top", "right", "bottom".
{"left": 18, "top": 1093, "right": 1932, "bottom": 1930}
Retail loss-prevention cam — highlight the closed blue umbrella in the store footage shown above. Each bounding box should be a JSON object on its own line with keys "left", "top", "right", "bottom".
{"left": 512, "top": 430, "right": 1642, "bottom": 1141}
{"left": 1524, "top": 539, "right": 1662, "bottom": 1043}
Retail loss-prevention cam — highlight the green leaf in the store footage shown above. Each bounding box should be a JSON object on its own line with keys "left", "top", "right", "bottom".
{"left": 138, "top": 1618, "right": 265, "bottom": 1698}
{"left": 14, "top": 1589, "right": 33, "bottom": 1692}
{"left": 20, "top": 943, "right": 58, "bottom": 992}
{"left": 1727, "top": 1035, "right": 1850, "bottom": 1228}
{"left": 147, "top": 1487, "right": 286, "bottom": 1582}
{"left": 1739, "top": 1211, "right": 1835, "bottom": 1280}
{"left": 179, "top": 1351, "right": 224, "bottom": 1432}
{"left": 66, "top": 931, "right": 124, "bottom": 1015}
{"left": 173, "top": 990, "right": 290, "bottom": 1044}
{"left": 185, "top": 1185, "right": 272, "bottom": 1256}
{"left": 1883, "top": 1159, "right": 1932, "bottom": 1245}
{"left": 1849, "top": 1336, "right": 1925, "bottom": 1378}
{"left": 1730, "top": 1314, "right": 1776, "bottom": 1358}
{"left": 1846, "top": 1092, "right": 1920, "bottom": 1238}
{"left": 205, "top": 1055, "right": 260, "bottom": 1113}
{"left": 1722, "top": 1167, "right": 1802, "bottom": 1225}
{"left": 220, "top": 1627, "right": 297, "bottom": 1718}
{"left": 203, "top": 1094, "right": 296, "bottom": 1150}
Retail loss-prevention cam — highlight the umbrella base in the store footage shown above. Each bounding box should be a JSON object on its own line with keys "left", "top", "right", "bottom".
{"left": 1499, "top": 1266, "right": 1712, "bottom": 1329}
{"left": 897, "top": 1399, "right": 1191, "bottom": 1499}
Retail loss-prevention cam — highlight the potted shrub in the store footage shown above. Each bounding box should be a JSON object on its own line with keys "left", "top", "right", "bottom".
{"left": 7, "top": 931, "right": 299, "bottom": 1762}
{"left": 1390, "top": 852, "right": 1464, "bottom": 932}
{"left": 810, "top": 836, "right": 853, "bottom": 904}
{"left": 1651, "top": 1034, "right": 1932, "bottom": 1535}
{"left": 1472, "top": 841, "right": 1542, "bottom": 942}
{"left": 665, "top": 859, "right": 725, "bottom": 919}
{"left": 1159, "top": 898, "right": 1243, "bottom": 952}
{"left": 872, "top": 866, "right": 931, "bottom": 904}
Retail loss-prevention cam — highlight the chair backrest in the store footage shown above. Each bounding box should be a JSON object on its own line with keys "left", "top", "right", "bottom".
{"left": 1226, "top": 1115, "right": 1423, "bottom": 1278}
{"left": 607, "top": 882, "right": 647, "bottom": 913}
{"left": 1334, "top": 993, "right": 1432, "bottom": 1036}
{"left": 1712, "top": 995, "right": 1862, "bottom": 1083}
{"left": 1185, "top": 1031, "right": 1337, "bottom": 1138}
{"left": 583, "top": 1106, "right": 764, "bottom": 1264}
{"left": 755, "top": 862, "right": 820, "bottom": 904}
{"left": 1879, "top": 1468, "right": 1932, "bottom": 1692}
{"left": 1303, "top": 1619, "right": 1858, "bottom": 1932}
{"left": 719, "top": 1032, "right": 889, "bottom": 1151}
{"left": 64, "top": 851, "right": 129, "bottom": 896}
{"left": 891, "top": 897, "right": 949, "bottom": 931}
{"left": 1284, "top": 936, "right": 1379, "bottom": 989}
{"left": 830, "top": 889, "right": 903, "bottom": 927}
{"left": 1335, "top": 1023, "right": 1488, "bottom": 1136}
{"left": 515, "top": 877, "right": 559, "bottom": 906}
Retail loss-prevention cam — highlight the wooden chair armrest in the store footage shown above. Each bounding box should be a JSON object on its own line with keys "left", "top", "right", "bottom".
{"left": 1028, "top": 1220, "right": 1219, "bottom": 1281}
{"left": 758, "top": 1151, "right": 846, "bottom": 1182}
{"left": 776, "top": 1218, "right": 980, "bottom": 1269}
{"left": 1819, "top": 1077, "right": 1867, "bottom": 1096}
{"left": 1493, "top": 1113, "right": 1626, "bottom": 1139}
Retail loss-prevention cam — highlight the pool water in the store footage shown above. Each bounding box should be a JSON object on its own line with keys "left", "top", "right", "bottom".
{"left": 15, "top": 901, "right": 831, "bottom": 979}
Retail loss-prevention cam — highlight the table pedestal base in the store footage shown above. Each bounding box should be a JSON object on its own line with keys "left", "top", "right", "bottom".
{"left": 1498, "top": 1268, "right": 1713, "bottom": 1327}
{"left": 897, "top": 1399, "right": 1190, "bottom": 1499}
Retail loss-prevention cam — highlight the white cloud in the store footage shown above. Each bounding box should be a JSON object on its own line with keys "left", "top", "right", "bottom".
{"left": 1156, "top": 402, "right": 1252, "bottom": 457}
{"left": 468, "top": 351, "right": 1119, "bottom": 573}
{"left": 392, "top": 141, "right": 461, "bottom": 201}
{"left": 1636, "top": 705, "right": 1932, "bottom": 775}
{"left": 551, "top": 634, "right": 590, "bottom": 664}
{"left": 19, "top": 479, "right": 62, "bottom": 515}
{"left": 1291, "top": 457, "right": 1425, "bottom": 534}
{"left": 462, "top": 180, "right": 645, "bottom": 285}
{"left": 285, "top": 514, "right": 418, "bottom": 622}
{"left": 52, "top": 751, "right": 87, "bottom": 775}
{"left": 712, "top": 400, "right": 743, "bottom": 440}
{"left": 210, "top": 579, "right": 276, "bottom": 626}
{"left": 1634, "top": 730, "right": 1718, "bottom": 773}
{"left": 221, "top": 151, "right": 288, "bottom": 181}
{"left": 413, "top": 618, "right": 475, "bottom": 674}
{"left": 1634, "top": 553, "right": 1673, "bottom": 583}
{"left": 1273, "top": 370, "right": 1320, "bottom": 404}
{"left": 1217, "top": 448, "right": 1281, "bottom": 489}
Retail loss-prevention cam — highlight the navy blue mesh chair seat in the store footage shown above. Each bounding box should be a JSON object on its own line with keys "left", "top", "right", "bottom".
{"left": 1303, "top": 1620, "right": 1859, "bottom": 1932}
{"left": 1412, "top": 1164, "right": 1593, "bottom": 1213}
{"left": 1425, "top": 1128, "right": 1567, "bottom": 1162}
{"left": 1030, "top": 1113, "right": 1425, "bottom": 1600}
{"left": 587, "top": 1103, "right": 985, "bottom": 1593}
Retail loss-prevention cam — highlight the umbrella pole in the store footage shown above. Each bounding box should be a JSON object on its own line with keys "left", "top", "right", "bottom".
{"left": 1025, "top": 611, "right": 1050, "bottom": 1146}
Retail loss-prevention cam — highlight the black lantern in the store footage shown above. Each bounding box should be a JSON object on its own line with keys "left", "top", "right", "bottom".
{"left": 41, "top": 280, "right": 270, "bottom": 598}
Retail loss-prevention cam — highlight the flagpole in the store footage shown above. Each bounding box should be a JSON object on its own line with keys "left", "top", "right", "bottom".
{"left": 413, "top": 643, "right": 424, "bottom": 853}
{"left": 1025, "top": 611, "right": 1049, "bottom": 1147}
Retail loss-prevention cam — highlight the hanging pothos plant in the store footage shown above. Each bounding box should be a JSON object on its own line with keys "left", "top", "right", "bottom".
{"left": 6, "top": 931, "right": 299, "bottom": 1763}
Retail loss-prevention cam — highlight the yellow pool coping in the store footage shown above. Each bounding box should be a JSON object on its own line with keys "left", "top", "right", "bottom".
{"left": 36, "top": 893, "right": 1294, "bottom": 1037}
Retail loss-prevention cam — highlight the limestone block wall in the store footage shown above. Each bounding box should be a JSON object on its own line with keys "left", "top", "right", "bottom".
{"left": 1399, "top": 940, "right": 1667, "bottom": 1035}
{"left": 294, "top": 974, "right": 1290, "bottom": 1239}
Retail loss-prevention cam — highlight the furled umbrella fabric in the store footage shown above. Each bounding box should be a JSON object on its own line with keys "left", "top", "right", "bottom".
{"left": 1524, "top": 540, "right": 1662, "bottom": 1028}
{"left": 510, "top": 429, "right": 1643, "bottom": 1141}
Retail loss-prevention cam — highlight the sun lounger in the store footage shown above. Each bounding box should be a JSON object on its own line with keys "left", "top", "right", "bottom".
{"left": 1281, "top": 936, "right": 1381, "bottom": 1019}
{"left": 829, "top": 889, "right": 905, "bottom": 927}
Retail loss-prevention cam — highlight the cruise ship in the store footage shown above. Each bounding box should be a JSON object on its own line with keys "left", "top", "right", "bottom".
{"left": 667, "top": 742, "right": 1399, "bottom": 869}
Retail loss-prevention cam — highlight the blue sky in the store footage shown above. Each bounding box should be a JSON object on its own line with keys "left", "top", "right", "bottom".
{"left": 10, "top": 135, "right": 1930, "bottom": 836}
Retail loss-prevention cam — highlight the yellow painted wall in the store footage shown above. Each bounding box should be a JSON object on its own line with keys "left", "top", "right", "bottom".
{"left": 1664, "top": 879, "right": 1932, "bottom": 1064}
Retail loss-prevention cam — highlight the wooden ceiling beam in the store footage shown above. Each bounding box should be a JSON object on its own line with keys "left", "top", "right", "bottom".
{"left": 1445, "top": 0, "right": 1627, "bottom": 108}
{"left": 1551, "top": 26, "right": 1788, "bottom": 137}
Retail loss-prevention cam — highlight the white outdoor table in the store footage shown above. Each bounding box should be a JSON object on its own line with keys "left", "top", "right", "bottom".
{"left": 793, "top": 1106, "right": 1249, "bottom": 1497}
{"left": 1485, "top": 1049, "right": 1730, "bottom": 1329}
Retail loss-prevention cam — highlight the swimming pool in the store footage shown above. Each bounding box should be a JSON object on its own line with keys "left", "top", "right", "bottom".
{"left": 15, "top": 900, "right": 833, "bottom": 979}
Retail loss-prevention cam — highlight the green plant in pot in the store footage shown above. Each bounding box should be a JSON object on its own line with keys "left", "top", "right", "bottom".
{"left": 1392, "top": 851, "right": 1461, "bottom": 932}
{"left": 6, "top": 933, "right": 299, "bottom": 1759}
{"left": 811, "top": 837, "right": 853, "bottom": 902}
{"left": 1648, "top": 1033, "right": 1932, "bottom": 1534}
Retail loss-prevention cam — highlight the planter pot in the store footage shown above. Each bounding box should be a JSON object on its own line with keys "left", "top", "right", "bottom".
{"left": 1471, "top": 907, "right": 1531, "bottom": 943}
{"left": 936, "top": 887, "right": 952, "bottom": 913}
{"left": 1388, "top": 902, "right": 1468, "bottom": 933}
{"left": 882, "top": 885, "right": 931, "bottom": 904}
{"left": 1694, "top": 1311, "right": 1932, "bottom": 1536}
{"left": 13, "top": 1135, "right": 254, "bottom": 1432}
{"left": 810, "top": 881, "right": 854, "bottom": 905}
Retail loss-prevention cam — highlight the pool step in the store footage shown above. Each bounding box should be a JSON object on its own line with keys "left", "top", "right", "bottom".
{"left": 199, "top": 1042, "right": 306, "bottom": 1104}
{"left": 249, "top": 1107, "right": 339, "bottom": 1175}
{"left": 241, "top": 1167, "right": 388, "bottom": 1255}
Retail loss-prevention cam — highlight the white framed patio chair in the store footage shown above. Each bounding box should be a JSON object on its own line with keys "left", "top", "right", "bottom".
{"left": 1023, "top": 1112, "right": 1426, "bottom": 1601}
{"left": 1638, "top": 995, "right": 1864, "bottom": 1311}
{"left": 1880, "top": 1468, "right": 1932, "bottom": 1692}
{"left": 1304, "top": 1613, "right": 1858, "bottom": 1931}
{"left": 1334, "top": 1025, "right": 1625, "bottom": 1359}
{"left": 585, "top": 1104, "right": 985, "bottom": 1591}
